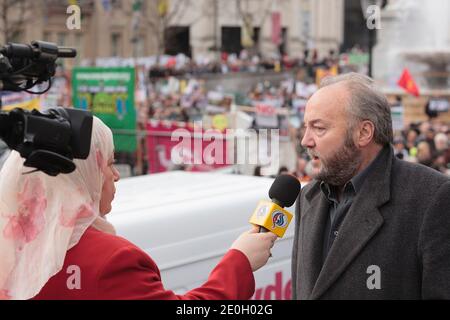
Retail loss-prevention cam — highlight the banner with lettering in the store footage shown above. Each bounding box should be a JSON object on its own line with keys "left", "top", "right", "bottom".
{"left": 72, "top": 67, "right": 136, "bottom": 152}
{"left": 253, "top": 100, "right": 280, "bottom": 128}
{"left": 146, "top": 120, "right": 230, "bottom": 174}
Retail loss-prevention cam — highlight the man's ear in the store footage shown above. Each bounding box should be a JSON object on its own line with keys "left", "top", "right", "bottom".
{"left": 357, "top": 120, "right": 375, "bottom": 148}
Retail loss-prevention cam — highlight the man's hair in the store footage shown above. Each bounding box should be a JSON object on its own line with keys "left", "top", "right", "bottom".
{"left": 320, "top": 72, "right": 393, "bottom": 146}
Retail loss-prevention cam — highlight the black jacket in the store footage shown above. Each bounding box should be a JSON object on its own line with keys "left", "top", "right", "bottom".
{"left": 292, "top": 146, "right": 450, "bottom": 299}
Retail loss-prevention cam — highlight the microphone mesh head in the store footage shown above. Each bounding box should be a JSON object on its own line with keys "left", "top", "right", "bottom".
{"left": 268, "top": 174, "right": 301, "bottom": 207}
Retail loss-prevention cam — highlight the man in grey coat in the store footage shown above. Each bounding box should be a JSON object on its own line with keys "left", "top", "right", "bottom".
{"left": 291, "top": 73, "right": 450, "bottom": 299}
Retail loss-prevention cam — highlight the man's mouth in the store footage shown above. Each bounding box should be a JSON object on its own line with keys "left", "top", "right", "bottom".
{"left": 307, "top": 149, "right": 320, "bottom": 161}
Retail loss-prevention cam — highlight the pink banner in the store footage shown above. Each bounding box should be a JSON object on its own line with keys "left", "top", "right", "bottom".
{"left": 146, "top": 121, "right": 230, "bottom": 174}
{"left": 271, "top": 12, "right": 281, "bottom": 45}
{"left": 255, "top": 103, "right": 277, "bottom": 116}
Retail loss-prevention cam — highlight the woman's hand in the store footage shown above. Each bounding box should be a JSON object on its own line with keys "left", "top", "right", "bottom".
{"left": 230, "top": 226, "right": 278, "bottom": 271}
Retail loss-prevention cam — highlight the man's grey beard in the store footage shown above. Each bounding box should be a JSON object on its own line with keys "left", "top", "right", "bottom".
{"left": 309, "top": 132, "right": 362, "bottom": 186}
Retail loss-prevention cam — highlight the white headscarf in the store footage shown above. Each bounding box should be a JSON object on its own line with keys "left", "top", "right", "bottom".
{"left": 0, "top": 116, "right": 116, "bottom": 300}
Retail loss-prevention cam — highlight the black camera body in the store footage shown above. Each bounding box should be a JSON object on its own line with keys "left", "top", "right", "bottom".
{"left": 0, "top": 41, "right": 93, "bottom": 176}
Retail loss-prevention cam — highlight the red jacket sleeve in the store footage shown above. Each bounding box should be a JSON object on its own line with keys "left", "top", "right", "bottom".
{"left": 96, "top": 246, "right": 255, "bottom": 300}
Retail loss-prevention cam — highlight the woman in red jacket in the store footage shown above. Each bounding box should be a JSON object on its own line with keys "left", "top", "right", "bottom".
{"left": 0, "top": 117, "right": 276, "bottom": 300}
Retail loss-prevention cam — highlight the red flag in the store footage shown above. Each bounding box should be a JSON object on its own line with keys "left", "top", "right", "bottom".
{"left": 397, "top": 68, "right": 420, "bottom": 97}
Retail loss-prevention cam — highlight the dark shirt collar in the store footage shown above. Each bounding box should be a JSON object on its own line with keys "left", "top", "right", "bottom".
{"left": 320, "top": 145, "right": 390, "bottom": 202}
{"left": 320, "top": 180, "right": 354, "bottom": 204}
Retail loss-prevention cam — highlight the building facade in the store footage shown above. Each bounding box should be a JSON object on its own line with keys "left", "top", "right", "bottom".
{"left": 0, "top": 0, "right": 344, "bottom": 64}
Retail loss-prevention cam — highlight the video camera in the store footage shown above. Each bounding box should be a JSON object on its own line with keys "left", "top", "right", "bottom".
{"left": 0, "top": 40, "right": 92, "bottom": 176}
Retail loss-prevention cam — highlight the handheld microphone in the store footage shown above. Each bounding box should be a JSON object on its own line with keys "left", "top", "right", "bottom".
{"left": 249, "top": 174, "right": 301, "bottom": 238}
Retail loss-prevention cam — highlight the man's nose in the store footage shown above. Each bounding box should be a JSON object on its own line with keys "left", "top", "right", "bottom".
{"left": 301, "top": 128, "right": 315, "bottom": 148}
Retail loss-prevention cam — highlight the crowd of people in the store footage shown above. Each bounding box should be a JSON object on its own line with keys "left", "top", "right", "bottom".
{"left": 142, "top": 70, "right": 450, "bottom": 180}
{"left": 138, "top": 75, "right": 310, "bottom": 134}
{"left": 140, "top": 49, "right": 340, "bottom": 126}
{"left": 271, "top": 119, "right": 450, "bottom": 183}
{"left": 393, "top": 121, "right": 450, "bottom": 174}
{"left": 148, "top": 48, "right": 339, "bottom": 79}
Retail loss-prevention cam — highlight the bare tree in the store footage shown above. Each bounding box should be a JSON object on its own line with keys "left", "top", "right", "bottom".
{"left": 125, "top": 0, "right": 201, "bottom": 58}
{"left": 235, "top": 0, "right": 275, "bottom": 55}
{"left": 0, "top": 0, "right": 35, "bottom": 43}
{"left": 153, "top": 0, "right": 191, "bottom": 56}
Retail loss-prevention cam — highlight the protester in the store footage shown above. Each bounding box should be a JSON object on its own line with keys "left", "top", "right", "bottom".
{"left": 405, "top": 127, "right": 419, "bottom": 152}
{"left": 434, "top": 132, "right": 448, "bottom": 152}
{"left": 416, "top": 141, "right": 433, "bottom": 167}
{"left": 393, "top": 136, "right": 409, "bottom": 160}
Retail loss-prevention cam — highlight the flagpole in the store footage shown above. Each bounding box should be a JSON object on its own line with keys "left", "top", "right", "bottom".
{"left": 360, "top": 0, "right": 381, "bottom": 78}
{"left": 368, "top": 27, "right": 374, "bottom": 77}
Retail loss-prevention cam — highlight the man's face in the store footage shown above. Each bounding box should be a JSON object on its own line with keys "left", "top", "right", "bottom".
{"left": 301, "top": 83, "right": 362, "bottom": 186}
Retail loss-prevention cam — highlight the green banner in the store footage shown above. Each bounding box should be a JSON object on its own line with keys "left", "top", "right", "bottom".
{"left": 348, "top": 53, "right": 369, "bottom": 65}
{"left": 72, "top": 67, "right": 136, "bottom": 152}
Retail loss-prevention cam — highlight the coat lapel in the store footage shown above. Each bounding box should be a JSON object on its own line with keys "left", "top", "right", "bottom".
{"left": 300, "top": 188, "right": 330, "bottom": 297}
{"left": 309, "top": 147, "right": 394, "bottom": 299}
{"left": 310, "top": 201, "right": 384, "bottom": 299}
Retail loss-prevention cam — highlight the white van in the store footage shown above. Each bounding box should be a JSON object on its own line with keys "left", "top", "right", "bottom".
{"left": 108, "top": 171, "right": 296, "bottom": 300}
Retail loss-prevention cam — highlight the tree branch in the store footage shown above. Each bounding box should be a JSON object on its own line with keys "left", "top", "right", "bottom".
{"left": 0, "top": 0, "right": 31, "bottom": 42}
{"left": 235, "top": 0, "right": 245, "bottom": 20}
{"left": 258, "top": 0, "right": 275, "bottom": 27}
{"left": 165, "top": 0, "right": 190, "bottom": 24}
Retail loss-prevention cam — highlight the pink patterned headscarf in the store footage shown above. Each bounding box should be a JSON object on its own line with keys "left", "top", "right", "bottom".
{"left": 0, "top": 116, "right": 116, "bottom": 300}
